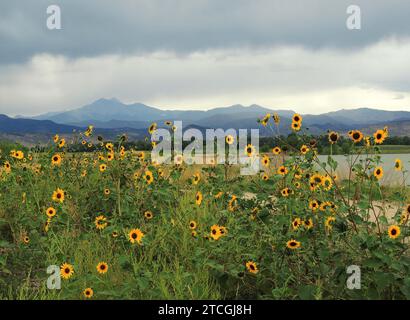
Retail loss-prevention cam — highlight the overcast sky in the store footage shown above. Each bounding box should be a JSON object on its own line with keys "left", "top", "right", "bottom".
{"left": 1, "top": 0, "right": 410, "bottom": 116}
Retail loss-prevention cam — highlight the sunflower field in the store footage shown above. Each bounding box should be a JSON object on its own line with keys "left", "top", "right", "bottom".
{"left": 0, "top": 113, "right": 409, "bottom": 300}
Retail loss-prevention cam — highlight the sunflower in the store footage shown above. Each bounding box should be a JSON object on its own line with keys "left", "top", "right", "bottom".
{"left": 292, "top": 113, "right": 302, "bottom": 123}
{"left": 105, "top": 143, "right": 114, "bottom": 151}
{"left": 22, "top": 235, "right": 30, "bottom": 244}
{"left": 195, "top": 191, "right": 203, "bottom": 206}
{"left": 322, "top": 175, "right": 333, "bottom": 191}
{"left": 112, "top": 231, "right": 119, "bottom": 238}
{"left": 51, "top": 154, "right": 62, "bottom": 166}
{"left": 228, "top": 195, "right": 238, "bottom": 212}
{"left": 148, "top": 122, "right": 157, "bottom": 134}
{"left": 244, "top": 144, "right": 255, "bottom": 157}
{"left": 291, "top": 121, "right": 301, "bottom": 131}
{"left": 137, "top": 151, "right": 145, "bottom": 160}
{"left": 46, "top": 207, "right": 56, "bottom": 218}
{"left": 192, "top": 172, "right": 201, "bottom": 185}
{"left": 373, "top": 166, "right": 383, "bottom": 180}
{"left": 58, "top": 139, "right": 66, "bottom": 148}
{"left": 189, "top": 220, "right": 197, "bottom": 230}
{"left": 60, "top": 263, "right": 74, "bottom": 280}
{"left": 104, "top": 188, "right": 110, "bottom": 195}
{"left": 83, "top": 288, "right": 93, "bottom": 299}
{"left": 210, "top": 224, "right": 222, "bottom": 240}
{"left": 281, "top": 187, "right": 291, "bottom": 197}
{"left": 260, "top": 113, "right": 270, "bottom": 127}
{"left": 328, "top": 131, "right": 339, "bottom": 144}
{"left": 300, "top": 145, "right": 309, "bottom": 155}
{"left": 304, "top": 218, "right": 314, "bottom": 230}
{"left": 144, "top": 170, "right": 154, "bottom": 184}
{"left": 4, "top": 161, "right": 11, "bottom": 173}
{"left": 261, "top": 155, "right": 270, "bottom": 167}
{"left": 164, "top": 120, "right": 172, "bottom": 126}
{"left": 144, "top": 211, "right": 153, "bottom": 220}
{"left": 292, "top": 217, "right": 302, "bottom": 230}
{"left": 225, "top": 135, "right": 234, "bottom": 145}
{"left": 219, "top": 226, "right": 228, "bottom": 236}
{"left": 388, "top": 225, "right": 401, "bottom": 239}
{"left": 325, "top": 216, "right": 336, "bottom": 230}
{"left": 81, "top": 140, "right": 87, "bottom": 146}
{"left": 261, "top": 173, "right": 269, "bottom": 181}
{"left": 96, "top": 262, "right": 108, "bottom": 274}
{"left": 53, "top": 134, "right": 59, "bottom": 143}
{"left": 350, "top": 130, "right": 363, "bottom": 143}
{"left": 95, "top": 215, "right": 107, "bottom": 230}
{"left": 273, "top": 113, "right": 280, "bottom": 124}
{"left": 107, "top": 152, "right": 114, "bottom": 161}
{"left": 52, "top": 188, "right": 65, "bottom": 203}
{"left": 373, "top": 129, "right": 387, "bottom": 144}
{"left": 286, "top": 239, "right": 301, "bottom": 249}
{"left": 128, "top": 228, "right": 144, "bottom": 244}
{"left": 310, "top": 174, "right": 323, "bottom": 189}
{"left": 99, "top": 164, "right": 107, "bottom": 172}
{"left": 14, "top": 150, "right": 24, "bottom": 160}
{"left": 272, "top": 146, "right": 281, "bottom": 155}
{"left": 277, "top": 165, "right": 288, "bottom": 176}
{"left": 394, "top": 159, "right": 402, "bottom": 171}
{"left": 245, "top": 261, "right": 258, "bottom": 274}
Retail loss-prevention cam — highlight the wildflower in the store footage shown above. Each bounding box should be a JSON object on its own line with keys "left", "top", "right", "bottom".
{"left": 195, "top": 191, "right": 203, "bottom": 206}
{"left": 148, "top": 122, "right": 157, "bottom": 134}
{"left": 304, "top": 218, "right": 314, "bottom": 230}
{"left": 192, "top": 172, "right": 201, "bottom": 185}
{"left": 350, "top": 130, "right": 363, "bottom": 143}
{"left": 394, "top": 159, "right": 402, "bottom": 171}
{"left": 51, "top": 154, "right": 62, "bottom": 166}
{"left": 292, "top": 218, "right": 302, "bottom": 230}
{"left": 244, "top": 144, "right": 255, "bottom": 157}
{"left": 272, "top": 146, "right": 281, "bottom": 155}
{"left": 60, "top": 263, "right": 74, "bottom": 280}
{"left": 291, "top": 121, "right": 301, "bottom": 131}
{"left": 144, "top": 170, "right": 154, "bottom": 184}
{"left": 96, "top": 262, "right": 108, "bottom": 274}
{"left": 388, "top": 225, "right": 401, "bottom": 239}
{"left": 189, "top": 221, "right": 197, "bottom": 230}
{"left": 261, "top": 155, "right": 270, "bottom": 167}
{"left": 58, "top": 139, "right": 66, "bottom": 148}
{"left": 328, "top": 131, "right": 339, "bottom": 144}
{"left": 273, "top": 113, "right": 280, "bottom": 124}
{"left": 300, "top": 145, "right": 309, "bottom": 155}
{"left": 373, "top": 129, "right": 387, "bottom": 144}
{"left": 281, "top": 187, "right": 291, "bottom": 197}
{"left": 225, "top": 135, "right": 234, "bottom": 145}
{"left": 245, "top": 261, "right": 258, "bottom": 274}
{"left": 83, "top": 288, "right": 93, "bottom": 299}
{"left": 53, "top": 134, "right": 59, "bottom": 143}
{"left": 104, "top": 188, "right": 110, "bottom": 195}
{"left": 286, "top": 239, "right": 301, "bottom": 249}
{"left": 52, "top": 188, "right": 65, "bottom": 203}
{"left": 210, "top": 224, "right": 222, "bottom": 240}
{"left": 325, "top": 216, "right": 336, "bottom": 230}
{"left": 128, "top": 228, "right": 144, "bottom": 244}
{"left": 261, "top": 173, "right": 269, "bottom": 181}
{"left": 292, "top": 114, "right": 302, "bottom": 123}
{"left": 46, "top": 207, "right": 56, "bottom": 218}
{"left": 95, "top": 215, "right": 107, "bottom": 230}
{"left": 278, "top": 166, "right": 288, "bottom": 176}
{"left": 99, "top": 164, "right": 107, "bottom": 172}
{"left": 4, "top": 161, "right": 11, "bottom": 173}
{"left": 144, "top": 211, "right": 153, "bottom": 220}
{"left": 373, "top": 166, "right": 383, "bottom": 180}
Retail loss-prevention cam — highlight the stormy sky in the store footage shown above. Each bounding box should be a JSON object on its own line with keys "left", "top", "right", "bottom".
{"left": 0, "top": 0, "right": 410, "bottom": 115}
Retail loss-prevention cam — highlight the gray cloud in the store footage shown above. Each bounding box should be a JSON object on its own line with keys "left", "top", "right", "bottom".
{"left": 1, "top": 0, "right": 410, "bottom": 64}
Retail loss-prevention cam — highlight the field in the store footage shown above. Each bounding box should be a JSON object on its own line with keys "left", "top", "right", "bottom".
{"left": 357, "top": 145, "right": 410, "bottom": 154}
{"left": 0, "top": 118, "right": 410, "bottom": 300}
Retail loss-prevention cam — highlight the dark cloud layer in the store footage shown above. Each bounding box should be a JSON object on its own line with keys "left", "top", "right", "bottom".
{"left": 1, "top": 0, "right": 410, "bottom": 64}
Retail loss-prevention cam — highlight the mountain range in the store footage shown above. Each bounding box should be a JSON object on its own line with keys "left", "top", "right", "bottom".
{"left": 1, "top": 98, "right": 409, "bottom": 145}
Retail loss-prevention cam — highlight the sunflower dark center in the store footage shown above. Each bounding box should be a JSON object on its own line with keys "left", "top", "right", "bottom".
{"left": 65, "top": 268, "right": 70, "bottom": 273}
{"left": 353, "top": 133, "right": 360, "bottom": 139}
